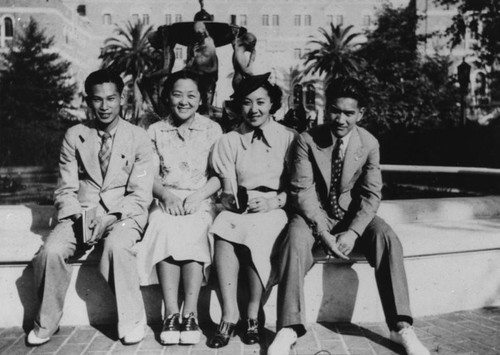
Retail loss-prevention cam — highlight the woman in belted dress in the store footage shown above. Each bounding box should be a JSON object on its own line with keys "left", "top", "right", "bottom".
{"left": 208, "top": 73, "right": 297, "bottom": 348}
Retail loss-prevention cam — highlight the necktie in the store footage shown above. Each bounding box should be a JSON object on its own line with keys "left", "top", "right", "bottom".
{"left": 251, "top": 128, "right": 264, "bottom": 143}
{"left": 328, "top": 139, "right": 344, "bottom": 220}
{"left": 98, "top": 132, "right": 112, "bottom": 178}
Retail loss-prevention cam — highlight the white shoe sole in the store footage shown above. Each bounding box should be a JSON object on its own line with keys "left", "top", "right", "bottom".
{"left": 180, "top": 330, "right": 201, "bottom": 344}
{"left": 160, "top": 331, "right": 180, "bottom": 345}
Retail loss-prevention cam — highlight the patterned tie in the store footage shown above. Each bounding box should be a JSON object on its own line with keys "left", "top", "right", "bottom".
{"left": 328, "top": 139, "right": 344, "bottom": 220}
{"left": 98, "top": 132, "right": 112, "bottom": 178}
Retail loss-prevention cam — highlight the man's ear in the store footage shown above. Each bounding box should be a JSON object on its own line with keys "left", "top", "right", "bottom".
{"left": 357, "top": 107, "right": 366, "bottom": 122}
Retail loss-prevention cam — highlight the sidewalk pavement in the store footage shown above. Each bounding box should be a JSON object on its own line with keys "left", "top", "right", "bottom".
{"left": 1, "top": 307, "right": 499, "bottom": 355}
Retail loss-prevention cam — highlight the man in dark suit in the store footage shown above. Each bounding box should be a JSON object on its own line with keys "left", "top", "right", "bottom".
{"left": 268, "top": 78, "right": 429, "bottom": 355}
{"left": 28, "top": 70, "right": 154, "bottom": 346}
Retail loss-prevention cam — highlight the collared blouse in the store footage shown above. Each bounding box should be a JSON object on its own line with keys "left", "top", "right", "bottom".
{"left": 147, "top": 113, "right": 223, "bottom": 191}
{"left": 211, "top": 119, "right": 297, "bottom": 191}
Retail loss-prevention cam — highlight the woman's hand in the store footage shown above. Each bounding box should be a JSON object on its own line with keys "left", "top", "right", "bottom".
{"left": 183, "top": 192, "right": 203, "bottom": 215}
{"left": 161, "top": 190, "right": 185, "bottom": 216}
{"left": 247, "top": 196, "right": 277, "bottom": 213}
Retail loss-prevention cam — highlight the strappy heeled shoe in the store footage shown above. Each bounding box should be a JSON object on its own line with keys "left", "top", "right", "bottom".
{"left": 208, "top": 320, "right": 237, "bottom": 348}
{"left": 242, "top": 318, "right": 260, "bottom": 344}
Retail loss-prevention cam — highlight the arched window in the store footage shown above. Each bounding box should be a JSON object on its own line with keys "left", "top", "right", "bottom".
{"left": 4, "top": 17, "right": 13, "bottom": 38}
{"left": 103, "top": 14, "right": 112, "bottom": 25}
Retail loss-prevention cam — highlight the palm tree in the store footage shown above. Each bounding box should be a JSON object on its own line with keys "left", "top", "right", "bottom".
{"left": 302, "top": 24, "right": 364, "bottom": 87}
{"left": 99, "top": 20, "right": 160, "bottom": 122}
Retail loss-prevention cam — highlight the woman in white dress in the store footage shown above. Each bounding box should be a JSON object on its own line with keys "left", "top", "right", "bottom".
{"left": 137, "top": 70, "right": 222, "bottom": 345}
{"left": 208, "top": 73, "right": 297, "bottom": 348}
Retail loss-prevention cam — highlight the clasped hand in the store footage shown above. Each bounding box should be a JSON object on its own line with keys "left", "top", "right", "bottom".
{"left": 161, "top": 191, "right": 203, "bottom": 216}
{"left": 320, "top": 229, "right": 358, "bottom": 260}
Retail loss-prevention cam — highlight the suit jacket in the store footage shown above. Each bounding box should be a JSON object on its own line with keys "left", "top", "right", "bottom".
{"left": 289, "top": 124, "right": 382, "bottom": 237}
{"left": 54, "top": 118, "right": 154, "bottom": 230}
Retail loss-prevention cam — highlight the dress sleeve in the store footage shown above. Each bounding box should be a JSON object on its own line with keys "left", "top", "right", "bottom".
{"left": 211, "top": 134, "right": 237, "bottom": 180}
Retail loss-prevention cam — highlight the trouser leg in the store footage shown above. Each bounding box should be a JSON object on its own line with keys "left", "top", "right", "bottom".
{"left": 32, "top": 220, "right": 77, "bottom": 338}
{"left": 357, "top": 216, "right": 412, "bottom": 330}
{"left": 276, "top": 214, "right": 316, "bottom": 336}
{"left": 99, "top": 219, "right": 144, "bottom": 338}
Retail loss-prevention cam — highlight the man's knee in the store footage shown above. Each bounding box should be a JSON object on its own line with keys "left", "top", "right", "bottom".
{"left": 285, "top": 215, "right": 316, "bottom": 252}
{"left": 35, "top": 223, "right": 75, "bottom": 262}
{"left": 364, "top": 217, "right": 403, "bottom": 251}
{"left": 102, "top": 220, "right": 140, "bottom": 256}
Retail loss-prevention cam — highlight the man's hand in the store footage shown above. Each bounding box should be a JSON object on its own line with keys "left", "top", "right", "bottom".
{"left": 183, "top": 192, "right": 203, "bottom": 215}
{"left": 88, "top": 214, "right": 118, "bottom": 245}
{"left": 319, "top": 231, "right": 349, "bottom": 260}
{"left": 161, "top": 190, "right": 185, "bottom": 216}
{"left": 333, "top": 230, "right": 358, "bottom": 257}
{"left": 247, "top": 197, "right": 275, "bottom": 213}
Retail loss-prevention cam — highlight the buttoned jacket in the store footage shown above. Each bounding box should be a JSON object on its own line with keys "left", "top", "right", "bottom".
{"left": 54, "top": 118, "right": 154, "bottom": 230}
{"left": 289, "top": 124, "right": 382, "bottom": 236}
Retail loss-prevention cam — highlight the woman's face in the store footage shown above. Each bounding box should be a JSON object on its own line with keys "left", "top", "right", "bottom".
{"left": 241, "top": 87, "right": 273, "bottom": 128}
{"left": 168, "top": 78, "right": 201, "bottom": 122}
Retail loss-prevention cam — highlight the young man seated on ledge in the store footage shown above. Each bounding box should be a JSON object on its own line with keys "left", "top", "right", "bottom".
{"left": 268, "top": 77, "right": 430, "bottom": 355}
{"left": 28, "top": 70, "right": 154, "bottom": 346}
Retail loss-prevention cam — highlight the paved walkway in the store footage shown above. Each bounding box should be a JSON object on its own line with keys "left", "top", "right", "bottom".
{"left": 1, "top": 307, "right": 499, "bottom": 355}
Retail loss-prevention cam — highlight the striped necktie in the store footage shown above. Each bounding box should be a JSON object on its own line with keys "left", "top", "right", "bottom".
{"left": 98, "top": 131, "right": 112, "bottom": 178}
{"left": 328, "top": 139, "right": 344, "bottom": 220}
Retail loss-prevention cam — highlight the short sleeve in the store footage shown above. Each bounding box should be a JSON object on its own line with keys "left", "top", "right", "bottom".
{"left": 211, "top": 134, "right": 237, "bottom": 180}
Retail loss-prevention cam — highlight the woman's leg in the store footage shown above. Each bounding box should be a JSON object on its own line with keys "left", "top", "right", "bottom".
{"left": 181, "top": 261, "right": 204, "bottom": 316}
{"left": 245, "top": 263, "right": 263, "bottom": 320}
{"left": 156, "top": 258, "right": 181, "bottom": 316}
{"left": 215, "top": 237, "right": 240, "bottom": 323}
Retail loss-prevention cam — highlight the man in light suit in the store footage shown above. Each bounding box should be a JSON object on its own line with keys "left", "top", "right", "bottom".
{"left": 28, "top": 70, "right": 154, "bottom": 346}
{"left": 268, "top": 78, "right": 429, "bottom": 355}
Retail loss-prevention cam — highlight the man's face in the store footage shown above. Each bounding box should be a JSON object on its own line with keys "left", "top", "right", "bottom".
{"left": 87, "top": 83, "right": 123, "bottom": 130}
{"left": 326, "top": 97, "right": 365, "bottom": 138}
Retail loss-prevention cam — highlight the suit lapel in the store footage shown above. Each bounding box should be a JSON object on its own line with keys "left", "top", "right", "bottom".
{"left": 310, "top": 128, "right": 335, "bottom": 193}
{"left": 340, "top": 128, "right": 364, "bottom": 192}
{"left": 102, "top": 119, "right": 127, "bottom": 189}
{"left": 78, "top": 125, "right": 103, "bottom": 186}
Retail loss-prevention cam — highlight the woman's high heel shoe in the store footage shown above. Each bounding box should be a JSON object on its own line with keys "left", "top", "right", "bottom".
{"left": 242, "top": 318, "right": 260, "bottom": 344}
{"left": 208, "top": 320, "right": 236, "bottom": 348}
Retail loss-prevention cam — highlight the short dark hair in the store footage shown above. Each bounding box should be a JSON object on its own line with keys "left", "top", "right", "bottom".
{"left": 160, "top": 70, "right": 202, "bottom": 103}
{"left": 325, "top": 77, "right": 368, "bottom": 108}
{"left": 84, "top": 69, "right": 124, "bottom": 96}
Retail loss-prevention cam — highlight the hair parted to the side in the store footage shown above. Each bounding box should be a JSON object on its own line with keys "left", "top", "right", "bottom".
{"left": 325, "top": 77, "right": 368, "bottom": 108}
{"left": 84, "top": 69, "right": 125, "bottom": 96}
{"left": 160, "top": 70, "right": 202, "bottom": 103}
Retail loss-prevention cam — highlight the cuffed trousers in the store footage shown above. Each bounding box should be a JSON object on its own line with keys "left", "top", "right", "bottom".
{"left": 32, "top": 218, "right": 145, "bottom": 339}
{"left": 276, "top": 214, "right": 412, "bottom": 336}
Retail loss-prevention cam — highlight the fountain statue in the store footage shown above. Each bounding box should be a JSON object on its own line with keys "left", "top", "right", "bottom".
{"left": 139, "top": 0, "right": 256, "bottom": 129}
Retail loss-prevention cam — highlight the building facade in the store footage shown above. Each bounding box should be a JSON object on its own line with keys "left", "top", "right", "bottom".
{"left": 0, "top": 0, "right": 461, "bottom": 107}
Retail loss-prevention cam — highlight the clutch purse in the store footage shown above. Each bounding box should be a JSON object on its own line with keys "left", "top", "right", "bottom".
{"left": 234, "top": 185, "right": 248, "bottom": 214}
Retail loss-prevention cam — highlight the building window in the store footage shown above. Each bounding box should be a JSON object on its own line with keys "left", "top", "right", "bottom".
{"left": 77, "top": 5, "right": 86, "bottom": 16}
{"left": 240, "top": 14, "right": 247, "bottom": 27}
{"left": 262, "top": 14, "right": 269, "bottom": 26}
{"left": 165, "top": 14, "right": 172, "bottom": 25}
{"left": 175, "top": 14, "right": 182, "bottom": 23}
{"left": 304, "top": 14, "right": 311, "bottom": 26}
{"left": 294, "top": 48, "right": 301, "bottom": 59}
{"left": 272, "top": 14, "right": 279, "bottom": 26}
{"left": 363, "top": 15, "right": 371, "bottom": 27}
{"left": 4, "top": 17, "right": 13, "bottom": 38}
{"left": 294, "top": 15, "right": 301, "bottom": 26}
{"left": 132, "top": 14, "right": 139, "bottom": 23}
{"left": 103, "top": 13, "right": 112, "bottom": 25}
{"left": 175, "top": 47, "right": 183, "bottom": 59}
{"left": 327, "top": 15, "right": 333, "bottom": 24}
{"left": 142, "top": 14, "right": 149, "bottom": 25}
{"left": 336, "top": 15, "right": 344, "bottom": 26}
